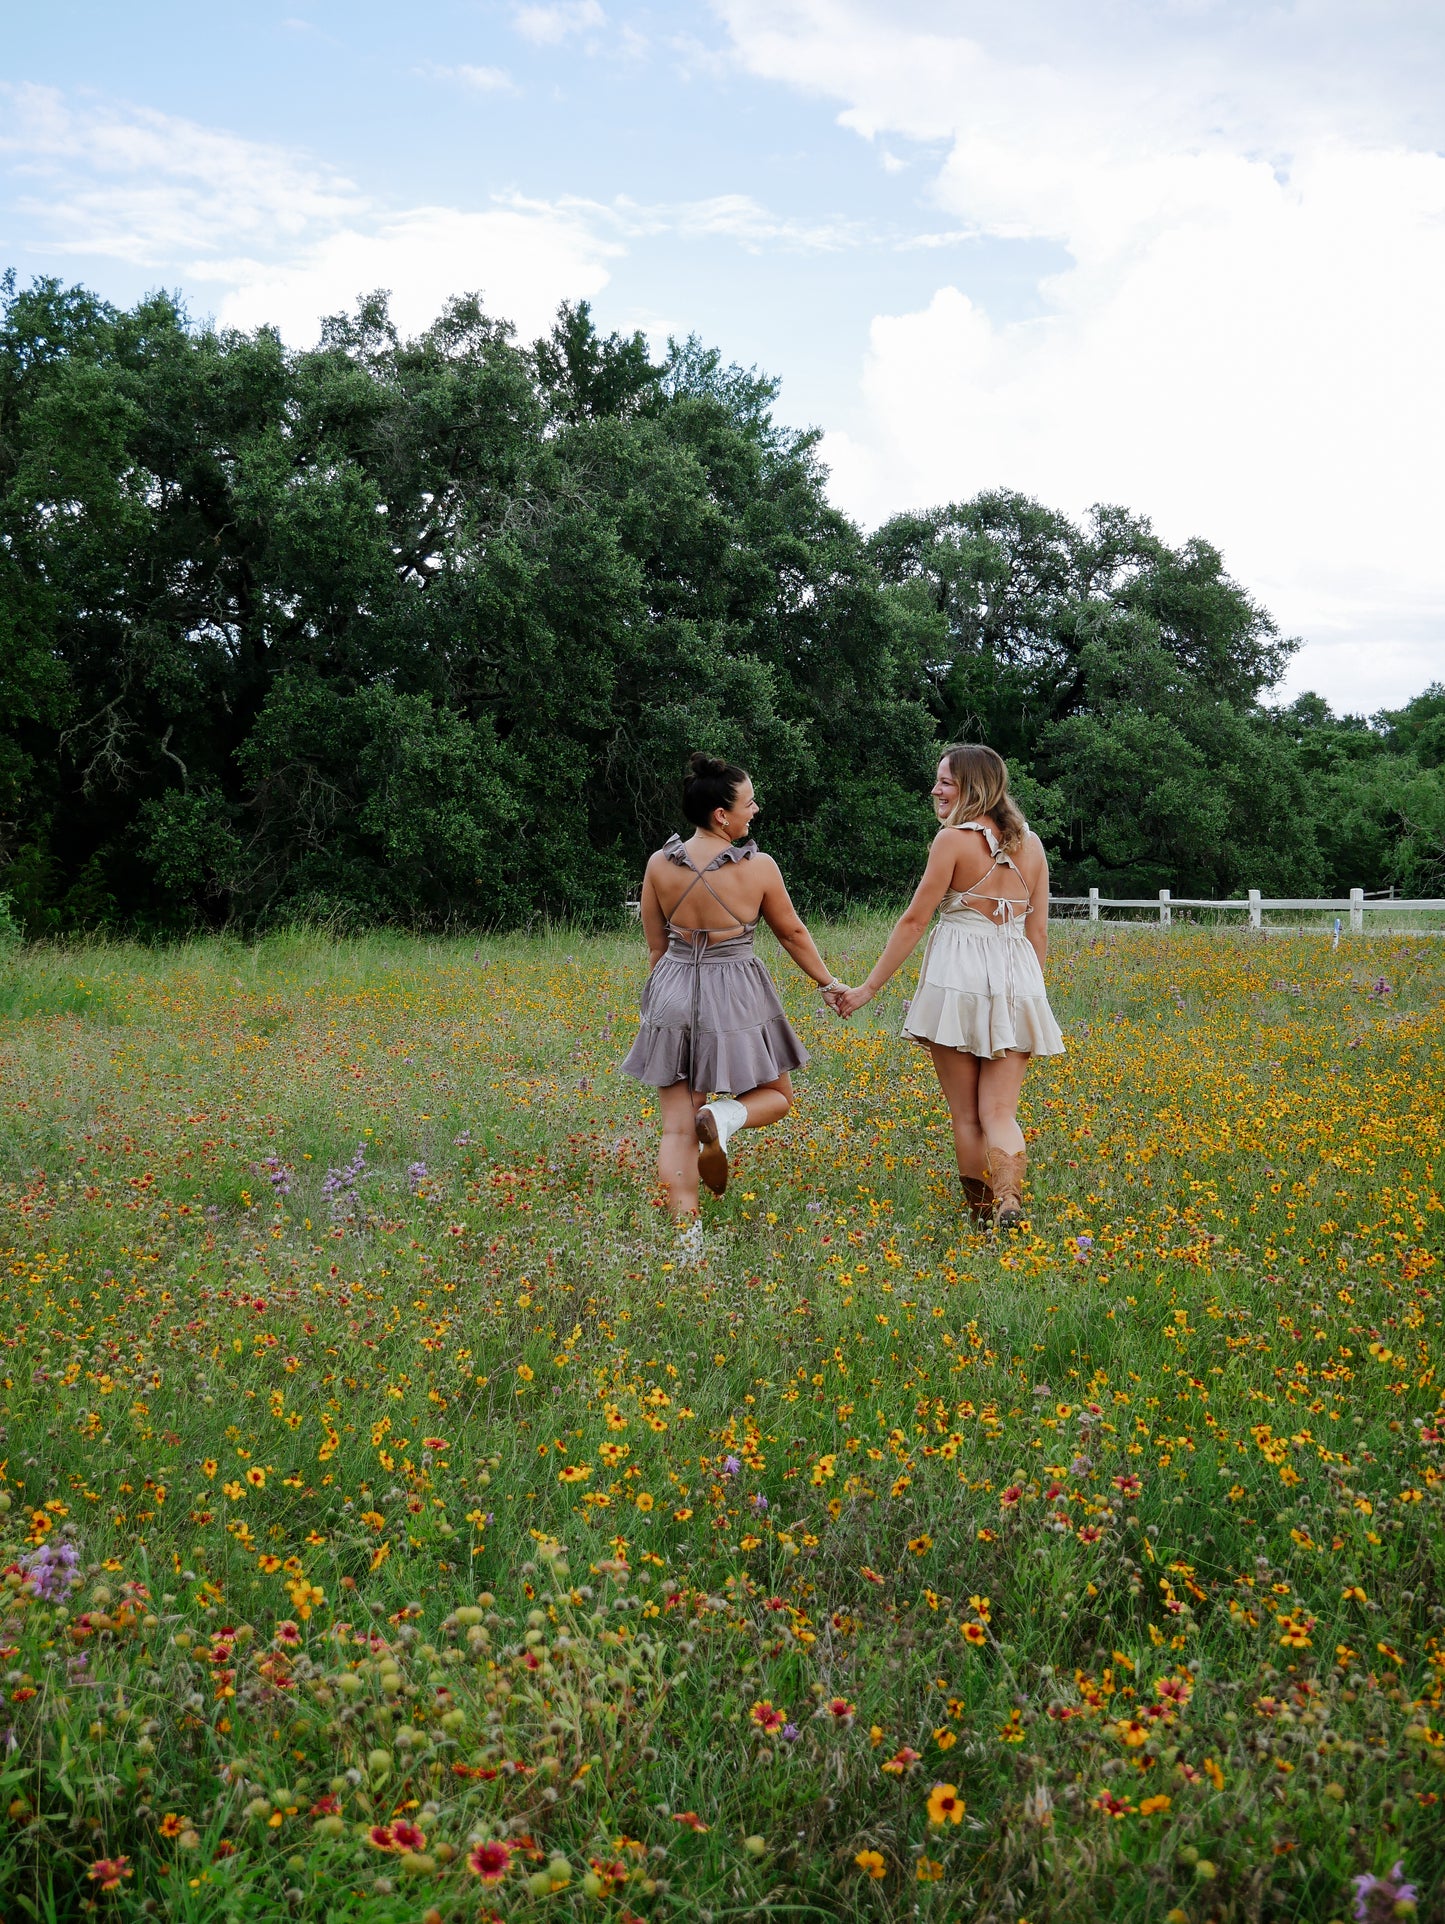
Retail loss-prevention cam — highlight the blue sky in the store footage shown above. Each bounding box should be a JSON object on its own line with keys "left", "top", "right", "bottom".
{"left": 4, "top": 1, "right": 1444, "bottom": 711}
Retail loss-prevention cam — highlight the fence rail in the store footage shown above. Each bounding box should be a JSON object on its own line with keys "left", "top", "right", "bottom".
{"left": 1053, "top": 888, "right": 1445, "bottom": 929}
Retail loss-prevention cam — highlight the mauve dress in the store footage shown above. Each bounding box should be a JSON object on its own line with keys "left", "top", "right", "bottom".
{"left": 620, "top": 834, "right": 808, "bottom": 1095}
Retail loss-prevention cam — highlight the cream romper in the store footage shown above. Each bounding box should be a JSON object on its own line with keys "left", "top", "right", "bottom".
{"left": 901, "top": 820, "right": 1065, "bottom": 1060}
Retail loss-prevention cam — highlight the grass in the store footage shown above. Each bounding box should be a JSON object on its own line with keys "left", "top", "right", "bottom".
{"left": 0, "top": 919, "right": 1441, "bottom": 1923}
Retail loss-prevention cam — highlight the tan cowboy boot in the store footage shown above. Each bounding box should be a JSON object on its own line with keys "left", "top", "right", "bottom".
{"left": 961, "top": 1174, "right": 995, "bottom": 1225}
{"left": 989, "top": 1149, "right": 1027, "bottom": 1231}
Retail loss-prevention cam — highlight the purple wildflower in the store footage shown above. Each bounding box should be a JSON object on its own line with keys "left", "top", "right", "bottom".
{"left": 1353, "top": 1862, "right": 1417, "bottom": 1921}
{"left": 721, "top": 1455, "right": 741, "bottom": 1478}
{"left": 1371, "top": 975, "right": 1393, "bottom": 997}
{"left": 750, "top": 1493, "right": 769, "bottom": 1514}
{"left": 780, "top": 1724, "right": 799, "bottom": 1743}
{"left": 23, "top": 1537, "right": 80, "bottom": 1601}
{"left": 407, "top": 1161, "right": 428, "bottom": 1194}
{"left": 322, "top": 1143, "right": 367, "bottom": 1217}
{"left": 1070, "top": 1455, "right": 1092, "bottom": 1477}
{"left": 260, "top": 1154, "right": 291, "bottom": 1200}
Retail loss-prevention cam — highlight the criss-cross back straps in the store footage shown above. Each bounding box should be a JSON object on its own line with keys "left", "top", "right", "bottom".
{"left": 661, "top": 833, "right": 757, "bottom": 938}
{"left": 953, "top": 819, "right": 1031, "bottom": 920}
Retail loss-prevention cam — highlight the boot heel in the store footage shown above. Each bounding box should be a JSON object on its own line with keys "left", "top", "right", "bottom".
{"left": 961, "top": 1175, "right": 994, "bottom": 1225}
{"left": 696, "top": 1108, "right": 729, "bottom": 1196}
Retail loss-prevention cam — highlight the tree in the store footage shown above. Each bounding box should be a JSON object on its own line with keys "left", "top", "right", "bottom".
{"left": 0, "top": 270, "right": 1436, "bottom": 931}
{"left": 869, "top": 493, "right": 1316, "bottom": 894}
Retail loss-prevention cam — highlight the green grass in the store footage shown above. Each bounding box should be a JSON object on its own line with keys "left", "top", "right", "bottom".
{"left": 0, "top": 922, "right": 1440, "bottom": 1922}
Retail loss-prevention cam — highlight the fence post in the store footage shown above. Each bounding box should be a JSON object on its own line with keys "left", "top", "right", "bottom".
{"left": 1159, "top": 889, "right": 1171, "bottom": 929}
{"left": 1248, "top": 889, "right": 1261, "bottom": 931}
{"left": 1088, "top": 887, "right": 1099, "bottom": 922}
{"left": 1350, "top": 887, "right": 1363, "bottom": 934}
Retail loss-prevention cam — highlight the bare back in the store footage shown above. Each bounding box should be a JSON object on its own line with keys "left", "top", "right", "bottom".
{"left": 941, "top": 819, "right": 1044, "bottom": 916}
{"left": 646, "top": 840, "right": 771, "bottom": 936}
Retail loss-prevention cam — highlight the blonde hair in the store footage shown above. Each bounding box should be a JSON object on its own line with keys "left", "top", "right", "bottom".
{"left": 937, "top": 742, "right": 1027, "bottom": 854}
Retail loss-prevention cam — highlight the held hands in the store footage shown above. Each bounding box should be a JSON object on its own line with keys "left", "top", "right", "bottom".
{"left": 824, "top": 982, "right": 874, "bottom": 1019}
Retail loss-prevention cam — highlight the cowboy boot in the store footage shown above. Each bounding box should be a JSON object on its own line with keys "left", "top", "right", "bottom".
{"left": 988, "top": 1148, "right": 1027, "bottom": 1231}
{"left": 961, "top": 1174, "right": 995, "bottom": 1225}
{"left": 696, "top": 1096, "right": 747, "bottom": 1197}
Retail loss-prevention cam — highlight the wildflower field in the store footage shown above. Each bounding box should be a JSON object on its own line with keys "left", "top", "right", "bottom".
{"left": 0, "top": 921, "right": 1441, "bottom": 1924}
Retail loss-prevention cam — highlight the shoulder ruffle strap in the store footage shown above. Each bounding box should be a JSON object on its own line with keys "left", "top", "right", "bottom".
{"left": 956, "top": 819, "right": 1000, "bottom": 855}
{"left": 713, "top": 838, "right": 758, "bottom": 865}
{"left": 661, "top": 833, "right": 759, "bottom": 868}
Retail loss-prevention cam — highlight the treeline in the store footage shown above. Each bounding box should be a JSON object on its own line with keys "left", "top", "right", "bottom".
{"left": 0, "top": 272, "right": 1440, "bottom": 935}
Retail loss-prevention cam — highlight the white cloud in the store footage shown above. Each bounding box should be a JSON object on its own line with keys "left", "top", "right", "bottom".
{"left": 418, "top": 62, "right": 519, "bottom": 95}
{"left": 207, "top": 204, "right": 620, "bottom": 343}
{"left": 0, "top": 82, "right": 359, "bottom": 262}
{"left": 715, "top": 1, "right": 1445, "bottom": 710}
{"left": 0, "top": 85, "right": 856, "bottom": 355}
{"left": 512, "top": 1, "right": 606, "bottom": 47}
{"left": 0, "top": 87, "right": 618, "bottom": 344}
{"left": 604, "top": 190, "right": 860, "bottom": 251}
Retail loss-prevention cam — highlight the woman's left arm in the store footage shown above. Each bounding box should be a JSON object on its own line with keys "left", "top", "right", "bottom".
{"left": 758, "top": 859, "right": 839, "bottom": 988}
{"left": 835, "top": 833, "right": 958, "bottom": 1016}
{"left": 1023, "top": 835, "right": 1050, "bottom": 972}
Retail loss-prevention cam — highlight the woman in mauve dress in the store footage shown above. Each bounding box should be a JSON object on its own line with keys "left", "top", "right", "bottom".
{"left": 834, "top": 743, "right": 1064, "bottom": 1230}
{"left": 621, "top": 753, "right": 843, "bottom": 1260}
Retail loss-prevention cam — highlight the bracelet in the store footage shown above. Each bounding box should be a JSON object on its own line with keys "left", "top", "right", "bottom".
{"left": 817, "top": 976, "right": 844, "bottom": 993}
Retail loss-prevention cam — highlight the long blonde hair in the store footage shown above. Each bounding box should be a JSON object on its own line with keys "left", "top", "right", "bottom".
{"left": 937, "top": 742, "right": 1027, "bottom": 854}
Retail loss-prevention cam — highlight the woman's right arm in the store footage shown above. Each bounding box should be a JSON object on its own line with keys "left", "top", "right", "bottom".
{"left": 835, "top": 832, "right": 959, "bottom": 1016}
{"left": 639, "top": 861, "right": 669, "bottom": 971}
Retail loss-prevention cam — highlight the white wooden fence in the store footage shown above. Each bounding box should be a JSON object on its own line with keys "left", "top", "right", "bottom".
{"left": 625, "top": 887, "right": 1445, "bottom": 928}
{"left": 1053, "top": 888, "right": 1445, "bottom": 929}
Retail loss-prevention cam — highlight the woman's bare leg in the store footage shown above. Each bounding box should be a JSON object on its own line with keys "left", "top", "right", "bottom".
{"left": 976, "top": 1051, "right": 1030, "bottom": 1162}
{"left": 925, "top": 1044, "right": 986, "bottom": 1181}
{"left": 736, "top": 1073, "right": 792, "bottom": 1130}
{"left": 658, "top": 1080, "right": 705, "bottom": 1219}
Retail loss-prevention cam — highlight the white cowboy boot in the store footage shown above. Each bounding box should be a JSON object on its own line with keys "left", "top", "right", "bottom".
{"left": 696, "top": 1095, "right": 748, "bottom": 1196}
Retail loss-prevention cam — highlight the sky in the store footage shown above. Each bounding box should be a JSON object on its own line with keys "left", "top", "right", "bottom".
{"left": 3, "top": 0, "right": 1443, "bottom": 714}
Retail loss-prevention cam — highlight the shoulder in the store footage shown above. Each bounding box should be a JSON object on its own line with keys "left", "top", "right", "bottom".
{"left": 649, "top": 835, "right": 690, "bottom": 869}
{"left": 934, "top": 821, "right": 984, "bottom": 841}
{"left": 1014, "top": 829, "right": 1048, "bottom": 870}
{"left": 749, "top": 849, "right": 783, "bottom": 879}
{"left": 932, "top": 823, "right": 985, "bottom": 853}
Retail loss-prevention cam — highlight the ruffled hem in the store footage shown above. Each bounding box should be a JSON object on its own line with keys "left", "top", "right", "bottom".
{"left": 620, "top": 1014, "right": 808, "bottom": 1092}
{"left": 902, "top": 983, "right": 1065, "bottom": 1059}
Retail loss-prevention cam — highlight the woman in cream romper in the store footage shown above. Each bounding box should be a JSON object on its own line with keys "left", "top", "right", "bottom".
{"left": 834, "top": 743, "right": 1064, "bottom": 1229}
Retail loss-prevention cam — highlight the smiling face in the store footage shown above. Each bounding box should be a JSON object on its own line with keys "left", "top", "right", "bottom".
{"left": 931, "top": 758, "right": 960, "bottom": 822}
{"left": 712, "top": 776, "right": 759, "bottom": 841}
